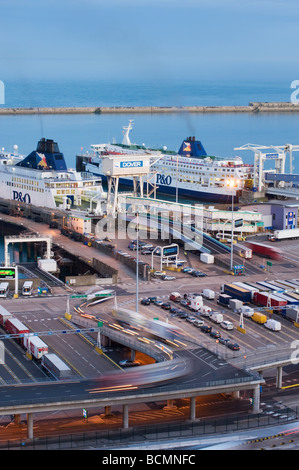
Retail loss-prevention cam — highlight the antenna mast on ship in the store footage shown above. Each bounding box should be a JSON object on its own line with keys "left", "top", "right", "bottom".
{"left": 122, "top": 120, "right": 134, "bottom": 146}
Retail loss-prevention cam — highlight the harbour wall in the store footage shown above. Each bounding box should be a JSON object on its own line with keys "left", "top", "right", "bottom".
{"left": 0, "top": 102, "right": 299, "bottom": 115}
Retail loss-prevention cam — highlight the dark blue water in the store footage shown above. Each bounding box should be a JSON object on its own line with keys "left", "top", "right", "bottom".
{"left": 0, "top": 78, "right": 298, "bottom": 173}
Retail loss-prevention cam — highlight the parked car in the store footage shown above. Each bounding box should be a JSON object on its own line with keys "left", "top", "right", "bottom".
{"left": 191, "top": 271, "right": 207, "bottom": 277}
{"left": 141, "top": 249, "right": 154, "bottom": 255}
{"left": 152, "top": 271, "right": 165, "bottom": 278}
{"left": 119, "top": 359, "right": 141, "bottom": 367}
{"left": 227, "top": 342, "right": 240, "bottom": 351}
{"left": 140, "top": 298, "right": 150, "bottom": 305}
{"left": 182, "top": 267, "right": 193, "bottom": 273}
{"left": 162, "top": 275, "right": 176, "bottom": 281}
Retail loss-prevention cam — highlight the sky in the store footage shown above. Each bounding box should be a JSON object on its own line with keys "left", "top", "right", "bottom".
{"left": 0, "top": 0, "right": 299, "bottom": 82}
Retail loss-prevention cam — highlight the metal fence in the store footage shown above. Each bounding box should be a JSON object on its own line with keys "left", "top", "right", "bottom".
{"left": 1, "top": 405, "right": 297, "bottom": 450}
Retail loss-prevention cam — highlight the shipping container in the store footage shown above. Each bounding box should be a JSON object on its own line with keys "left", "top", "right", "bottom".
{"left": 223, "top": 284, "right": 252, "bottom": 303}
{"left": 41, "top": 353, "right": 72, "bottom": 379}
{"left": 200, "top": 253, "right": 214, "bottom": 264}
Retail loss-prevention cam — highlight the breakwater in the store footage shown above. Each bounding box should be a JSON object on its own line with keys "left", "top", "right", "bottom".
{"left": 0, "top": 102, "right": 299, "bottom": 115}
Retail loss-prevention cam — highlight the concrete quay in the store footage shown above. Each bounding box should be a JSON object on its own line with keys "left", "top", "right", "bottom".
{"left": 0, "top": 102, "right": 299, "bottom": 115}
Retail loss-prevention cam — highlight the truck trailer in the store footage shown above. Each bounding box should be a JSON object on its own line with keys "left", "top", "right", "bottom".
{"left": 41, "top": 353, "right": 72, "bottom": 379}
{"left": 253, "top": 291, "right": 288, "bottom": 308}
{"left": 245, "top": 241, "right": 282, "bottom": 260}
{"left": 0, "top": 305, "right": 12, "bottom": 326}
{"left": 268, "top": 228, "right": 299, "bottom": 242}
{"left": 23, "top": 335, "right": 49, "bottom": 360}
{"left": 5, "top": 317, "right": 30, "bottom": 343}
{"left": 223, "top": 284, "right": 252, "bottom": 303}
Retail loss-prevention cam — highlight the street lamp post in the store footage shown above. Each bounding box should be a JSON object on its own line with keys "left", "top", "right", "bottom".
{"left": 136, "top": 212, "right": 139, "bottom": 313}
{"left": 226, "top": 179, "right": 240, "bottom": 272}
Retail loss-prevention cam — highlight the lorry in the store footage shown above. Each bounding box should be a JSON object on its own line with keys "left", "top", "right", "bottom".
{"left": 41, "top": 353, "right": 72, "bottom": 379}
{"left": 229, "top": 298, "right": 243, "bottom": 311}
{"left": 198, "top": 305, "right": 212, "bottom": 316}
{"left": 0, "top": 305, "right": 13, "bottom": 326}
{"left": 264, "top": 319, "right": 281, "bottom": 331}
{"left": 5, "top": 317, "right": 30, "bottom": 343}
{"left": 268, "top": 228, "right": 299, "bottom": 242}
{"left": 251, "top": 312, "right": 267, "bottom": 324}
{"left": 245, "top": 241, "right": 282, "bottom": 261}
{"left": 22, "top": 281, "right": 33, "bottom": 296}
{"left": 238, "top": 305, "right": 255, "bottom": 318}
{"left": 189, "top": 295, "right": 203, "bottom": 311}
{"left": 210, "top": 312, "right": 224, "bottom": 324}
{"left": 202, "top": 289, "right": 215, "bottom": 300}
{"left": 253, "top": 291, "right": 288, "bottom": 308}
{"left": 283, "top": 307, "right": 299, "bottom": 323}
{"left": 23, "top": 335, "right": 49, "bottom": 360}
{"left": 222, "top": 284, "right": 252, "bottom": 303}
{"left": 217, "top": 294, "right": 232, "bottom": 307}
{"left": 169, "top": 292, "right": 181, "bottom": 302}
{"left": 0, "top": 282, "right": 9, "bottom": 298}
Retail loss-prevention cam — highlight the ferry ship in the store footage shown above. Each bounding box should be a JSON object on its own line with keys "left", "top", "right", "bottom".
{"left": 76, "top": 121, "right": 254, "bottom": 203}
{"left": 0, "top": 138, "right": 104, "bottom": 210}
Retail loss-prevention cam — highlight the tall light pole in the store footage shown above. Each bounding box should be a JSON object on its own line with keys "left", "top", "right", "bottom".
{"left": 136, "top": 212, "right": 139, "bottom": 312}
{"left": 227, "top": 179, "right": 239, "bottom": 272}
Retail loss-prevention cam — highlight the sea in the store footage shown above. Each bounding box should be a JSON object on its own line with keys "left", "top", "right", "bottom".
{"left": 1, "top": 77, "right": 299, "bottom": 175}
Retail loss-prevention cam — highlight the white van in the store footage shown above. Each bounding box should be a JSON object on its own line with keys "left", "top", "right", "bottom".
{"left": 220, "top": 320, "right": 234, "bottom": 330}
{"left": 264, "top": 319, "right": 281, "bottom": 331}
{"left": 199, "top": 305, "right": 212, "bottom": 316}
{"left": 0, "top": 282, "right": 9, "bottom": 298}
{"left": 22, "top": 281, "right": 33, "bottom": 296}
{"left": 238, "top": 306, "right": 254, "bottom": 318}
{"left": 210, "top": 312, "right": 224, "bottom": 324}
{"left": 202, "top": 289, "right": 215, "bottom": 300}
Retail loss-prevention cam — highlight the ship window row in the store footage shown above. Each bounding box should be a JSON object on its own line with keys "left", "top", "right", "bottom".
{"left": 7, "top": 182, "right": 44, "bottom": 192}
{"left": 56, "top": 190, "right": 76, "bottom": 195}
{"left": 12, "top": 177, "right": 39, "bottom": 186}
